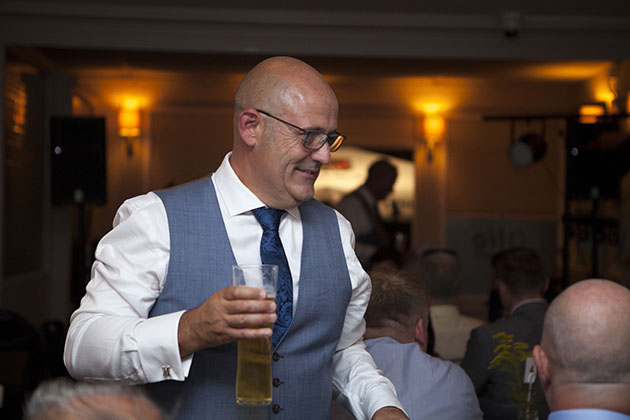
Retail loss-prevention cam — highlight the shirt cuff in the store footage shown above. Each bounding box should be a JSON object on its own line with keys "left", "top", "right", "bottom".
{"left": 364, "top": 391, "right": 408, "bottom": 420}
{"left": 336, "top": 381, "right": 407, "bottom": 420}
{"left": 137, "top": 310, "right": 193, "bottom": 382}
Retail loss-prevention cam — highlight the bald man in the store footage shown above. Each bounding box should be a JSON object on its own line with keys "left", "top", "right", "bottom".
{"left": 64, "top": 57, "right": 407, "bottom": 420}
{"left": 533, "top": 279, "right": 630, "bottom": 420}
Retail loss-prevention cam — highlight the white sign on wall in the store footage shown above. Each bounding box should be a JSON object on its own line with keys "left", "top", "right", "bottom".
{"left": 446, "top": 217, "right": 557, "bottom": 295}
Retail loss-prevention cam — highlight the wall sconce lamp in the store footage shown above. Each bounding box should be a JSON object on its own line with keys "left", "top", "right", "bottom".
{"left": 118, "top": 100, "right": 141, "bottom": 157}
{"left": 579, "top": 103, "right": 606, "bottom": 124}
{"left": 421, "top": 114, "right": 445, "bottom": 162}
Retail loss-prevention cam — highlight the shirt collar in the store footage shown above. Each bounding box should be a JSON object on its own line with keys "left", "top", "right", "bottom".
{"left": 510, "top": 298, "right": 547, "bottom": 315}
{"left": 213, "top": 152, "right": 300, "bottom": 220}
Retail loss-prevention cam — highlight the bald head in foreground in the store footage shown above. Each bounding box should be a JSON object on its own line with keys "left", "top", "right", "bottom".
{"left": 533, "top": 279, "right": 630, "bottom": 419}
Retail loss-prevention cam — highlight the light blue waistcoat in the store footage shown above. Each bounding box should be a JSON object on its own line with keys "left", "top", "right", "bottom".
{"left": 147, "top": 177, "right": 352, "bottom": 420}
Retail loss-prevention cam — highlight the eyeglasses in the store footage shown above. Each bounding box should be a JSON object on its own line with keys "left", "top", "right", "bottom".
{"left": 256, "top": 109, "right": 345, "bottom": 152}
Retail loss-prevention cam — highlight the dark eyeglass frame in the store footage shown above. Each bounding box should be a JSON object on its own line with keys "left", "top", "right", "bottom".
{"left": 256, "top": 109, "right": 346, "bottom": 152}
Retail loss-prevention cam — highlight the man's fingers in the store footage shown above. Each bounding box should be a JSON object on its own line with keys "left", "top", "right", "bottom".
{"left": 225, "top": 285, "right": 268, "bottom": 300}
{"left": 226, "top": 312, "right": 277, "bottom": 328}
{"left": 228, "top": 326, "right": 274, "bottom": 341}
{"left": 225, "top": 298, "right": 276, "bottom": 315}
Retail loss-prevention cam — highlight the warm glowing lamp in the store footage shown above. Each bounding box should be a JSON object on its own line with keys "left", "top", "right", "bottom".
{"left": 118, "top": 99, "right": 141, "bottom": 156}
{"left": 579, "top": 104, "right": 605, "bottom": 124}
{"left": 424, "top": 115, "right": 445, "bottom": 142}
{"left": 421, "top": 114, "right": 445, "bottom": 162}
{"left": 118, "top": 108, "right": 140, "bottom": 137}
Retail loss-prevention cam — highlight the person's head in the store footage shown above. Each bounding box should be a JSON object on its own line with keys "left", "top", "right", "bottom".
{"left": 24, "top": 378, "right": 165, "bottom": 420}
{"left": 533, "top": 279, "right": 630, "bottom": 412}
{"left": 416, "top": 249, "right": 461, "bottom": 304}
{"left": 493, "top": 247, "right": 547, "bottom": 308}
{"left": 231, "top": 56, "right": 344, "bottom": 210}
{"left": 364, "top": 268, "right": 430, "bottom": 351}
{"left": 364, "top": 159, "right": 398, "bottom": 200}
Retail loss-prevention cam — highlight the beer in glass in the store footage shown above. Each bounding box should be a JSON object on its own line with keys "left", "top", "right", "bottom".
{"left": 232, "top": 264, "right": 278, "bottom": 406}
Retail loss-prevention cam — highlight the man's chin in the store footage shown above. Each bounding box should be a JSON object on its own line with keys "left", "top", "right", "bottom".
{"left": 289, "top": 188, "right": 315, "bottom": 205}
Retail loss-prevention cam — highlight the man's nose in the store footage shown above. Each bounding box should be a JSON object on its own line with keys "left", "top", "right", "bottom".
{"left": 311, "top": 143, "right": 331, "bottom": 165}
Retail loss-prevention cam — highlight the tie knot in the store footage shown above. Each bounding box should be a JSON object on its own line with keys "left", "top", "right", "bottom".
{"left": 252, "top": 207, "right": 284, "bottom": 232}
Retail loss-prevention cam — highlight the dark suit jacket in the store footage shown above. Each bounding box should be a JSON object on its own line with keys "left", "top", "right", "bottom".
{"left": 460, "top": 300, "right": 550, "bottom": 420}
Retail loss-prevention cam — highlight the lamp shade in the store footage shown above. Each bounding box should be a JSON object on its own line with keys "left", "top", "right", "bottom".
{"left": 423, "top": 115, "right": 445, "bottom": 142}
{"left": 579, "top": 104, "right": 605, "bottom": 124}
{"left": 118, "top": 108, "right": 140, "bottom": 138}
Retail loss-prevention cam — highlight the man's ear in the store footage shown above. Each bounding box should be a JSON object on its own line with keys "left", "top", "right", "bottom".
{"left": 238, "top": 109, "right": 261, "bottom": 147}
{"left": 415, "top": 317, "right": 428, "bottom": 352}
{"left": 533, "top": 344, "right": 551, "bottom": 393}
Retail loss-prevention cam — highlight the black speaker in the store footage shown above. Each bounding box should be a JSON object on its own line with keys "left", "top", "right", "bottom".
{"left": 51, "top": 116, "right": 106, "bottom": 205}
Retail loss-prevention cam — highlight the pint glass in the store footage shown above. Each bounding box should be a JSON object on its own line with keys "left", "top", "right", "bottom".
{"left": 232, "top": 264, "right": 278, "bottom": 406}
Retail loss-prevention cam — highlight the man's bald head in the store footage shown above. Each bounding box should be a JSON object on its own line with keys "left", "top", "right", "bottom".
{"left": 234, "top": 56, "right": 337, "bottom": 120}
{"left": 541, "top": 279, "right": 630, "bottom": 384}
{"left": 230, "top": 56, "right": 340, "bottom": 209}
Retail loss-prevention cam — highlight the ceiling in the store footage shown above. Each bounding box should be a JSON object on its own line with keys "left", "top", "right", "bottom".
{"left": 3, "top": 0, "right": 629, "bottom": 116}
{"left": 10, "top": 0, "right": 630, "bottom": 17}
{"left": 2, "top": 0, "right": 629, "bottom": 62}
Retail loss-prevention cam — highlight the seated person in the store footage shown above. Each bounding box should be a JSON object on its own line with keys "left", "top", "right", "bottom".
{"left": 333, "top": 268, "right": 483, "bottom": 420}
{"left": 405, "top": 248, "right": 483, "bottom": 363}
{"left": 461, "top": 247, "right": 550, "bottom": 420}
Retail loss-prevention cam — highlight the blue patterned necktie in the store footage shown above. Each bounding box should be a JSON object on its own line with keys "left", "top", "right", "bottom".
{"left": 252, "top": 207, "right": 293, "bottom": 348}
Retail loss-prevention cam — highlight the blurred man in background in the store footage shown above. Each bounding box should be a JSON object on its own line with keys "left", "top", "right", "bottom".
{"left": 337, "top": 159, "right": 398, "bottom": 269}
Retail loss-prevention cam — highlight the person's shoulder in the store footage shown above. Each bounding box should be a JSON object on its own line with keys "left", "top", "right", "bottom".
{"left": 468, "top": 318, "right": 503, "bottom": 341}
{"left": 154, "top": 175, "right": 213, "bottom": 199}
{"left": 365, "top": 336, "right": 402, "bottom": 351}
{"left": 336, "top": 188, "right": 361, "bottom": 208}
{"left": 365, "top": 337, "right": 412, "bottom": 359}
{"left": 433, "top": 356, "right": 475, "bottom": 382}
{"left": 114, "top": 191, "right": 165, "bottom": 226}
{"left": 426, "top": 352, "right": 480, "bottom": 392}
{"left": 471, "top": 310, "right": 537, "bottom": 344}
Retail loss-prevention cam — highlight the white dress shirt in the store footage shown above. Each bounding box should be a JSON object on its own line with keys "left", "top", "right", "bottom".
{"left": 429, "top": 304, "right": 485, "bottom": 364}
{"left": 64, "top": 152, "right": 402, "bottom": 420}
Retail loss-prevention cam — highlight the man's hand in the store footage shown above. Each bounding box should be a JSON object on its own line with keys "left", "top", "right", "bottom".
{"left": 178, "top": 286, "right": 277, "bottom": 356}
{"left": 371, "top": 406, "right": 409, "bottom": 420}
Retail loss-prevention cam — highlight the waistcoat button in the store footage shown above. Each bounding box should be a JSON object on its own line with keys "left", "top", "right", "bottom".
{"left": 273, "top": 377, "right": 281, "bottom": 387}
{"left": 272, "top": 352, "right": 280, "bottom": 362}
{"left": 272, "top": 404, "right": 281, "bottom": 414}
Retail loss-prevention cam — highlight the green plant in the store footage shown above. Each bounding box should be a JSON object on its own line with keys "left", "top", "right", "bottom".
{"left": 489, "top": 332, "right": 539, "bottom": 419}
